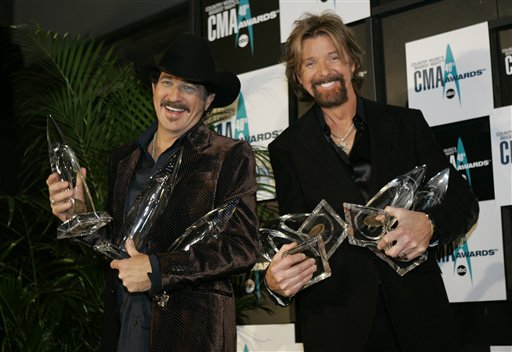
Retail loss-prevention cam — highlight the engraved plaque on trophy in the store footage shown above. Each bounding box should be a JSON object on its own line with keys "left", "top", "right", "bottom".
{"left": 298, "top": 199, "right": 347, "bottom": 259}
{"left": 47, "top": 116, "right": 112, "bottom": 239}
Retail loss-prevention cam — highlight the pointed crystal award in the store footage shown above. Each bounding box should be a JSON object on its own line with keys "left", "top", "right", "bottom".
{"left": 345, "top": 165, "right": 426, "bottom": 248}
{"left": 168, "top": 198, "right": 239, "bottom": 252}
{"left": 344, "top": 165, "right": 450, "bottom": 275}
{"left": 47, "top": 116, "right": 112, "bottom": 239}
{"left": 94, "top": 148, "right": 183, "bottom": 259}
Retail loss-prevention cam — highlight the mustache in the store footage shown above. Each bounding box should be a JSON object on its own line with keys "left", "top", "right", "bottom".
{"left": 311, "top": 73, "right": 345, "bottom": 86}
{"left": 161, "top": 100, "right": 189, "bottom": 112}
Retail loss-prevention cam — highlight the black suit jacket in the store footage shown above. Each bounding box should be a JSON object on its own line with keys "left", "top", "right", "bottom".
{"left": 101, "top": 123, "right": 259, "bottom": 352}
{"left": 268, "top": 98, "right": 478, "bottom": 352}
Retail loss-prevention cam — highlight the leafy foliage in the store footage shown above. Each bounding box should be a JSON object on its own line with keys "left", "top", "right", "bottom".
{"left": 1, "top": 24, "right": 153, "bottom": 351}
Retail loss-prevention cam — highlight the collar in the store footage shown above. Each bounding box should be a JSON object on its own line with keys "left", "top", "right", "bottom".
{"left": 136, "top": 121, "right": 194, "bottom": 158}
{"left": 315, "top": 96, "right": 367, "bottom": 137}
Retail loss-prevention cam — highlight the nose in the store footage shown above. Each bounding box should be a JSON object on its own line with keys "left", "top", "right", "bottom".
{"left": 317, "top": 60, "right": 330, "bottom": 77}
{"left": 166, "top": 85, "right": 182, "bottom": 102}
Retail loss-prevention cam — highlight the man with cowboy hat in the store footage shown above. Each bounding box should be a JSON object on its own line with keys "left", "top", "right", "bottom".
{"left": 47, "top": 33, "right": 259, "bottom": 351}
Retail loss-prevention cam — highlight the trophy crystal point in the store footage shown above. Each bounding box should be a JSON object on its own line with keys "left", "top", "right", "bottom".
{"left": 47, "top": 116, "right": 112, "bottom": 239}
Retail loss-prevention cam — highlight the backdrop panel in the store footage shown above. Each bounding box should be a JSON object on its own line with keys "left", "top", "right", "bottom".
{"left": 406, "top": 22, "right": 493, "bottom": 127}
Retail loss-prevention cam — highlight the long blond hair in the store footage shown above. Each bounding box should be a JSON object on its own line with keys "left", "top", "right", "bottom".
{"left": 283, "top": 11, "right": 365, "bottom": 101}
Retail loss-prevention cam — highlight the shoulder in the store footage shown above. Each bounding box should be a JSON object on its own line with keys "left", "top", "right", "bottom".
{"left": 269, "top": 106, "right": 317, "bottom": 151}
{"left": 109, "top": 141, "right": 138, "bottom": 162}
{"left": 362, "top": 98, "right": 423, "bottom": 120}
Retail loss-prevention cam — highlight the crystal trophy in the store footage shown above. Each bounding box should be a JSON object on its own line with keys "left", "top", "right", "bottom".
{"left": 297, "top": 199, "right": 347, "bottom": 259}
{"left": 345, "top": 165, "right": 426, "bottom": 248}
{"left": 168, "top": 198, "right": 240, "bottom": 252}
{"left": 259, "top": 213, "right": 311, "bottom": 261}
{"left": 47, "top": 116, "right": 112, "bottom": 239}
{"left": 94, "top": 148, "right": 183, "bottom": 259}
{"left": 259, "top": 199, "right": 342, "bottom": 288}
{"left": 344, "top": 165, "right": 450, "bottom": 275}
{"left": 283, "top": 235, "right": 331, "bottom": 289}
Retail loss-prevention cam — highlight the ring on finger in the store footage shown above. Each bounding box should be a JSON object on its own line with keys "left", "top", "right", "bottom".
{"left": 399, "top": 251, "right": 407, "bottom": 259}
{"left": 50, "top": 198, "right": 55, "bottom": 206}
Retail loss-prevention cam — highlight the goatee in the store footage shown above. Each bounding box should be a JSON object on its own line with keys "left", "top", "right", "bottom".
{"left": 311, "top": 73, "right": 348, "bottom": 108}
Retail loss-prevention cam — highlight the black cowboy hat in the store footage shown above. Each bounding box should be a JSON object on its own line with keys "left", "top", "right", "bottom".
{"left": 153, "top": 33, "right": 240, "bottom": 108}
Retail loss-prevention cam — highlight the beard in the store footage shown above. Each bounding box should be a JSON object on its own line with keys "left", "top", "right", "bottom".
{"left": 310, "top": 73, "right": 348, "bottom": 108}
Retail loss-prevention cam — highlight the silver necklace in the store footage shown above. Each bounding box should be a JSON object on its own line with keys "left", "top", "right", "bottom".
{"left": 331, "top": 123, "right": 355, "bottom": 150}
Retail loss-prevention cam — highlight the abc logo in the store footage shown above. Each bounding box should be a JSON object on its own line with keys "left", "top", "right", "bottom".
{"left": 446, "top": 89, "right": 456, "bottom": 99}
{"left": 456, "top": 265, "right": 467, "bottom": 276}
{"left": 238, "top": 34, "right": 249, "bottom": 48}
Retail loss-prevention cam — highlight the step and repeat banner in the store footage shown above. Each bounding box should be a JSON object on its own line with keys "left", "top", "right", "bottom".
{"left": 406, "top": 22, "right": 511, "bottom": 303}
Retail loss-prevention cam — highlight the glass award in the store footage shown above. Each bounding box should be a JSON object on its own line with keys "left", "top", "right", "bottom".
{"left": 297, "top": 199, "right": 347, "bottom": 259}
{"left": 343, "top": 203, "right": 392, "bottom": 247}
{"left": 412, "top": 168, "right": 449, "bottom": 212}
{"left": 167, "top": 198, "right": 240, "bottom": 252}
{"left": 345, "top": 165, "right": 426, "bottom": 248}
{"left": 366, "top": 165, "right": 426, "bottom": 209}
{"left": 94, "top": 148, "right": 183, "bottom": 259}
{"left": 344, "top": 165, "right": 450, "bottom": 275}
{"left": 47, "top": 116, "right": 112, "bottom": 239}
{"left": 283, "top": 235, "right": 331, "bottom": 289}
{"left": 259, "top": 200, "right": 342, "bottom": 288}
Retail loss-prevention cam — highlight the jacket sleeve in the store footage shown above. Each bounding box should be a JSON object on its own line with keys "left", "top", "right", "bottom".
{"left": 412, "top": 110, "right": 479, "bottom": 245}
{"left": 268, "top": 137, "right": 309, "bottom": 215}
{"left": 156, "top": 142, "right": 260, "bottom": 292}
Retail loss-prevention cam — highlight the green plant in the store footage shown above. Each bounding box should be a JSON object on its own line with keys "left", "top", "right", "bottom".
{"left": 1, "top": 24, "right": 153, "bottom": 351}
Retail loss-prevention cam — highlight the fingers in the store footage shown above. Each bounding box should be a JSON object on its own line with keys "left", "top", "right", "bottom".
{"left": 265, "top": 242, "right": 317, "bottom": 297}
{"left": 47, "top": 173, "right": 73, "bottom": 220}
{"left": 377, "top": 207, "right": 430, "bottom": 260}
{"left": 125, "top": 239, "right": 140, "bottom": 257}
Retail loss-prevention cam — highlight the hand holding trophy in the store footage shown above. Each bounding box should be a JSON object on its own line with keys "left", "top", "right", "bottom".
{"left": 47, "top": 116, "right": 112, "bottom": 239}
{"left": 259, "top": 200, "right": 347, "bottom": 290}
{"left": 343, "top": 165, "right": 450, "bottom": 275}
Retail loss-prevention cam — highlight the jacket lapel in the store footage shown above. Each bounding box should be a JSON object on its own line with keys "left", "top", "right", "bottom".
{"left": 363, "top": 98, "right": 395, "bottom": 195}
{"left": 294, "top": 107, "right": 364, "bottom": 202}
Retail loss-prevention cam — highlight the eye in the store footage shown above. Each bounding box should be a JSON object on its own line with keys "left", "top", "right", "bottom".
{"left": 160, "top": 78, "right": 172, "bottom": 86}
{"left": 303, "top": 60, "right": 315, "bottom": 68}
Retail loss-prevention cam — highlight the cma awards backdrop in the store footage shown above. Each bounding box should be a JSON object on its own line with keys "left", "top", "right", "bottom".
{"left": 199, "top": 0, "right": 511, "bottom": 312}
{"left": 406, "top": 22, "right": 511, "bottom": 302}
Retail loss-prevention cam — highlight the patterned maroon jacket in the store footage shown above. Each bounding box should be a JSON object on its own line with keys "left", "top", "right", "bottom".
{"left": 100, "top": 122, "right": 259, "bottom": 352}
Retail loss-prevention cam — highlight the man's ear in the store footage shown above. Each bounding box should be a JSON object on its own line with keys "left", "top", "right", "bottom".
{"left": 205, "top": 93, "right": 215, "bottom": 111}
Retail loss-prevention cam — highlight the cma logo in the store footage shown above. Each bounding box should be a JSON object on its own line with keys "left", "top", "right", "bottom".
{"left": 500, "top": 140, "right": 512, "bottom": 165}
{"left": 446, "top": 138, "right": 490, "bottom": 186}
{"left": 207, "top": 0, "right": 279, "bottom": 54}
{"left": 413, "top": 44, "right": 485, "bottom": 104}
{"left": 505, "top": 55, "right": 512, "bottom": 75}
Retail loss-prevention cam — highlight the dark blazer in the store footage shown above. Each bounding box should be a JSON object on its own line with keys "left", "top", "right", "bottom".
{"left": 268, "top": 98, "right": 479, "bottom": 352}
{"left": 101, "top": 123, "right": 259, "bottom": 352}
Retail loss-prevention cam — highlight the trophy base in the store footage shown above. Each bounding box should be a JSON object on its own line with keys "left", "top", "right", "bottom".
{"left": 93, "top": 242, "right": 127, "bottom": 260}
{"left": 283, "top": 236, "right": 331, "bottom": 289}
{"left": 57, "top": 211, "right": 112, "bottom": 239}
{"left": 369, "top": 245, "right": 428, "bottom": 276}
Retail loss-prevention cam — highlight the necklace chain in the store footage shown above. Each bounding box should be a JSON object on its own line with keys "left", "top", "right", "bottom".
{"left": 331, "top": 123, "right": 355, "bottom": 150}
